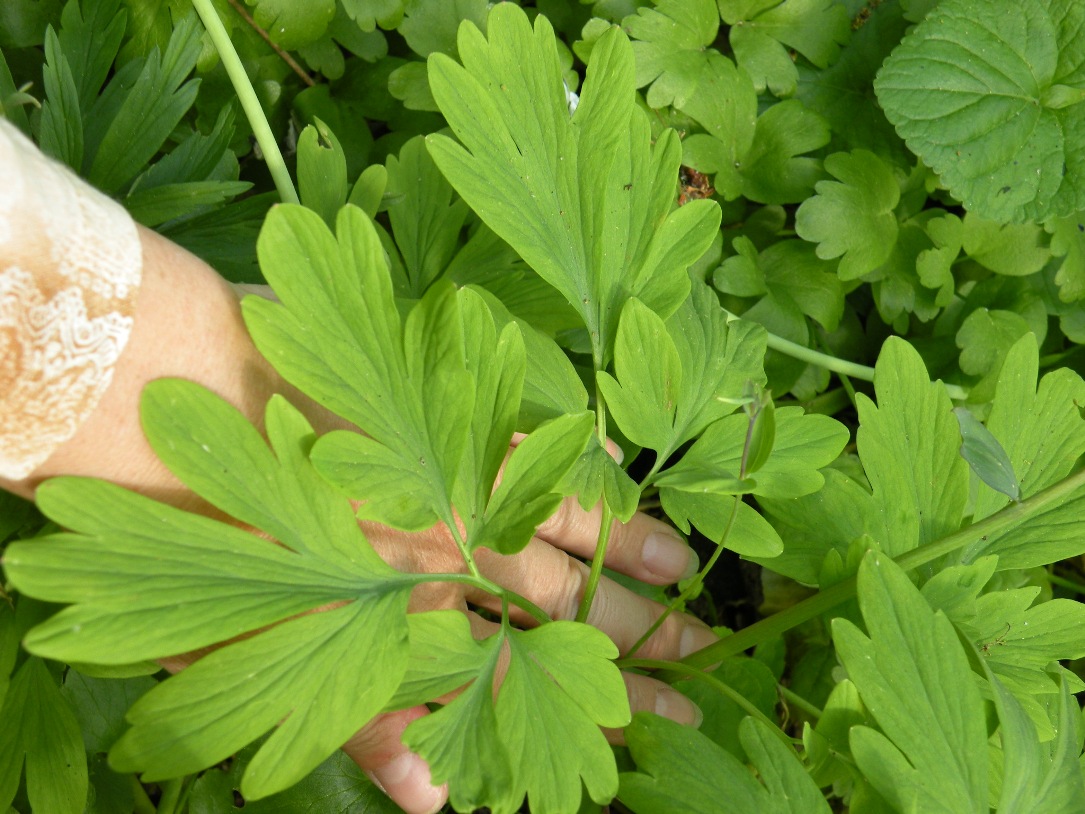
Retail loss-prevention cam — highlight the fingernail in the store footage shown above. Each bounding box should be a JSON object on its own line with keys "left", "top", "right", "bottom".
{"left": 680, "top": 624, "right": 719, "bottom": 659}
{"left": 642, "top": 532, "right": 699, "bottom": 582}
{"left": 368, "top": 752, "right": 447, "bottom": 814}
{"left": 656, "top": 687, "right": 703, "bottom": 728}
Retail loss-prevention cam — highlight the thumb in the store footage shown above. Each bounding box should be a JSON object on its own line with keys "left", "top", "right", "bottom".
{"left": 341, "top": 706, "right": 447, "bottom": 814}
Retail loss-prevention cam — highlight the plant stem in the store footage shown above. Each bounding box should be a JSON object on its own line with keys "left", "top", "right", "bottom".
{"left": 130, "top": 777, "right": 156, "bottom": 814}
{"left": 1047, "top": 571, "right": 1085, "bottom": 596}
{"left": 723, "top": 309, "right": 969, "bottom": 401}
{"left": 577, "top": 379, "right": 615, "bottom": 622}
{"left": 677, "top": 466, "right": 1085, "bottom": 668}
{"left": 155, "top": 777, "right": 184, "bottom": 814}
{"left": 779, "top": 684, "right": 822, "bottom": 719}
{"left": 626, "top": 496, "right": 741, "bottom": 658}
{"left": 190, "top": 0, "right": 300, "bottom": 205}
{"left": 424, "top": 572, "right": 551, "bottom": 626}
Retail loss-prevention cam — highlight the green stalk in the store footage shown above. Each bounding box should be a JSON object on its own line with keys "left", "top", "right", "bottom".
{"left": 626, "top": 495, "right": 741, "bottom": 657}
{"left": 190, "top": 0, "right": 300, "bottom": 205}
{"left": 418, "top": 571, "right": 552, "bottom": 625}
{"left": 577, "top": 378, "right": 615, "bottom": 623}
{"left": 779, "top": 684, "right": 823, "bottom": 720}
{"left": 678, "top": 466, "right": 1085, "bottom": 669}
{"left": 724, "top": 309, "right": 969, "bottom": 401}
{"left": 154, "top": 777, "right": 185, "bottom": 814}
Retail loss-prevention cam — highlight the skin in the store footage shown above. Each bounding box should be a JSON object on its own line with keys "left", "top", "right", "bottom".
{"left": 1, "top": 226, "right": 716, "bottom": 814}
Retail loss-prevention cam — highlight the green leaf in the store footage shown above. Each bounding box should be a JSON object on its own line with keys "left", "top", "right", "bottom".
{"left": 243, "top": 0, "right": 335, "bottom": 49}
{"left": 854, "top": 338, "right": 969, "bottom": 557}
{"left": 659, "top": 491, "right": 783, "bottom": 558}
{"left": 244, "top": 205, "right": 471, "bottom": 531}
{"left": 972, "top": 336, "right": 1085, "bottom": 520}
{"left": 55, "top": 0, "right": 125, "bottom": 113}
{"left": 124, "top": 180, "right": 252, "bottom": 227}
{"left": 1047, "top": 211, "right": 1085, "bottom": 301}
{"left": 84, "top": 12, "right": 202, "bottom": 193}
{"left": 0, "top": 658, "right": 87, "bottom": 814}
{"left": 953, "top": 407, "right": 1021, "bottom": 501}
{"left": 427, "top": 4, "right": 719, "bottom": 363}
{"left": 0, "top": 0, "right": 63, "bottom": 49}
{"left": 990, "top": 674, "right": 1085, "bottom": 813}
{"left": 385, "top": 135, "right": 470, "bottom": 296}
{"left": 656, "top": 406, "right": 848, "bottom": 499}
{"left": 386, "top": 611, "right": 490, "bottom": 710}
{"left": 297, "top": 118, "right": 348, "bottom": 227}
{"left": 39, "top": 27, "right": 83, "bottom": 170}
{"left": 875, "top": 0, "right": 1085, "bottom": 222}
{"left": 471, "top": 412, "right": 594, "bottom": 554}
{"left": 795, "top": 149, "right": 900, "bottom": 280}
{"left": 406, "top": 622, "right": 628, "bottom": 814}
{"left": 619, "top": 713, "right": 831, "bottom": 814}
{"left": 598, "top": 298, "right": 683, "bottom": 452}
{"left": 720, "top": 0, "right": 850, "bottom": 68}
{"left": 961, "top": 214, "right": 1051, "bottom": 275}
{"left": 795, "top": 1, "right": 912, "bottom": 166}
{"left": 61, "top": 669, "right": 156, "bottom": 754}
{"left": 955, "top": 308, "right": 1032, "bottom": 382}
{"left": 833, "top": 553, "right": 988, "bottom": 813}
{"left": 624, "top": 0, "right": 720, "bottom": 107}
{"left": 400, "top": 0, "right": 488, "bottom": 57}
{"left": 563, "top": 440, "right": 641, "bottom": 523}
{"left": 756, "top": 466, "right": 879, "bottom": 585}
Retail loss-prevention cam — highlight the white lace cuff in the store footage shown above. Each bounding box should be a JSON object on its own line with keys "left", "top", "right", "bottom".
{"left": 0, "top": 118, "right": 142, "bottom": 479}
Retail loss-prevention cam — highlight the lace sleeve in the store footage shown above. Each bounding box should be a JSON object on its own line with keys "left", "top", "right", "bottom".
{"left": 0, "top": 119, "right": 142, "bottom": 479}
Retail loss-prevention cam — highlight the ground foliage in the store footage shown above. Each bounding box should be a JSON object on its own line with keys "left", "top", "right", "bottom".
{"left": 3, "top": 0, "right": 1085, "bottom": 812}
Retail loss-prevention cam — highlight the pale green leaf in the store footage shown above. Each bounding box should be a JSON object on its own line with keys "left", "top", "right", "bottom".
{"left": 472, "top": 412, "right": 594, "bottom": 554}
{"left": 795, "top": 149, "right": 900, "bottom": 280}
{"left": 427, "top": 5, "right": 719, "bottom": 362}
{"left": 992, "top": 675, "right": 1085, "bottom": 813}
{"left": 657, "top": 406, "right": 848, "bottom": 499}
{"left": 659, "top": 491, "right": 783, "bottom": 557}
{"left": 722, "top": 0, "right": 850, "bottom": 68}
{"left": 386, "top": 611, "right": 490, "bottom": 710}
{"left": 961, "top": 214, "right": 1051, "bottom": 276}
{"left": 854, "top": 338, "right": 969, "bottom": 557}
{"left": 969, "top": 335, "right": 1085, "bottom": 524}
{"left": 563, "top": 440, "right": 641, "bottom": 523}
{"left": 874, "top": 0, "right": 1085, "bottom": 222}
{"left": 1046, "top": 211, "right": 1085, "bottom": 301}
{"left": 399, "top": 0, "right": 488, "bottom": 58}
{"left": 834, "top": 553, "right": 988, "bottom": 813}
{"left": 597, "top": 298, "right": 683, "bottom": 452}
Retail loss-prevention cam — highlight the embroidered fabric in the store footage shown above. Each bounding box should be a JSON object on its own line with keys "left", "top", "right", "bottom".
{"left": 0, "top": 119, "right": 142, "bottom": 479}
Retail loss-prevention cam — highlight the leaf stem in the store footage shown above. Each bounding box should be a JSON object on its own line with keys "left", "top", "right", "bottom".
{"left": 421, "top": 571, "right": 551, "bottom": 626}
{"left": 130, "top": 776, "right": 156, "bottom": 814}
{"left": 677, "top": 466, "right": 1085, "bottom": 669}
{"left": 723, "top": 309, "right": 969, "bottom": 401}
{"left": 778, "top": 684, "right": 822, "bottom": 720}
{"left": 224, "top": 0, "right": 315, "bottom": 87}
{"left": 154, "top": 777, "right": 185, "bottom": 814}
{"left": 190, "top": 0, "right": 300, "bottom": 205}
{"left": 577, "top": 378, "right": 615, "bottom": 622}
{"left": 626, "top": 496, "right": 741, "bottom": 658}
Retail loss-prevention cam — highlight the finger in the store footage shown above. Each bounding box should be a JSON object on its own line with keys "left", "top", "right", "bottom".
{"left": 603, "top": 673, "right": 703, "bottom": 745}
{"left": 341, "top": 707, "right": 447, "bottom": 814}
{"left": 472, "top": 539, "right": 717, "bottom": 659}
{"left": 535, "top": 496, "right": 699, "bottom": 585}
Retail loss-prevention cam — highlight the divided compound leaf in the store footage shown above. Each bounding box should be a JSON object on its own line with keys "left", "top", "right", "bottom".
{"left": 405, "top": 622, "right": 629, "bottom": 814}
{"left": 656, "top": 406, "right": 848, "bottom": 500}
{"left": 618, "top": 713, "right": 831, "bottom": 814}
{"left": 722, "top": 0, "right": 851, "bottom": 96}
{"left": 795, "top": 149, "right": 900, "bottom": 280}
{"left": 243, "top": 204, "right": 472, "bottom": 532}
{"left": 599, "top": 283, "right": 768, "bottom": 463}
{"left": 623, "top": 0, "right": 720, "bottom": 108}
{"left": 2, "top": 388, "right": 418, "bottom": 799}
{"left": 874, "top": 0, "right": 1085, "bottom": 222}
{"left": 833, "top": 553, "right": 988, "bottom": 813}
{"left": 426, "top": 4, "right": 719, "bottom": 363}
{"left": 297, "top": 118, "right": 348, "bottom": 228}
